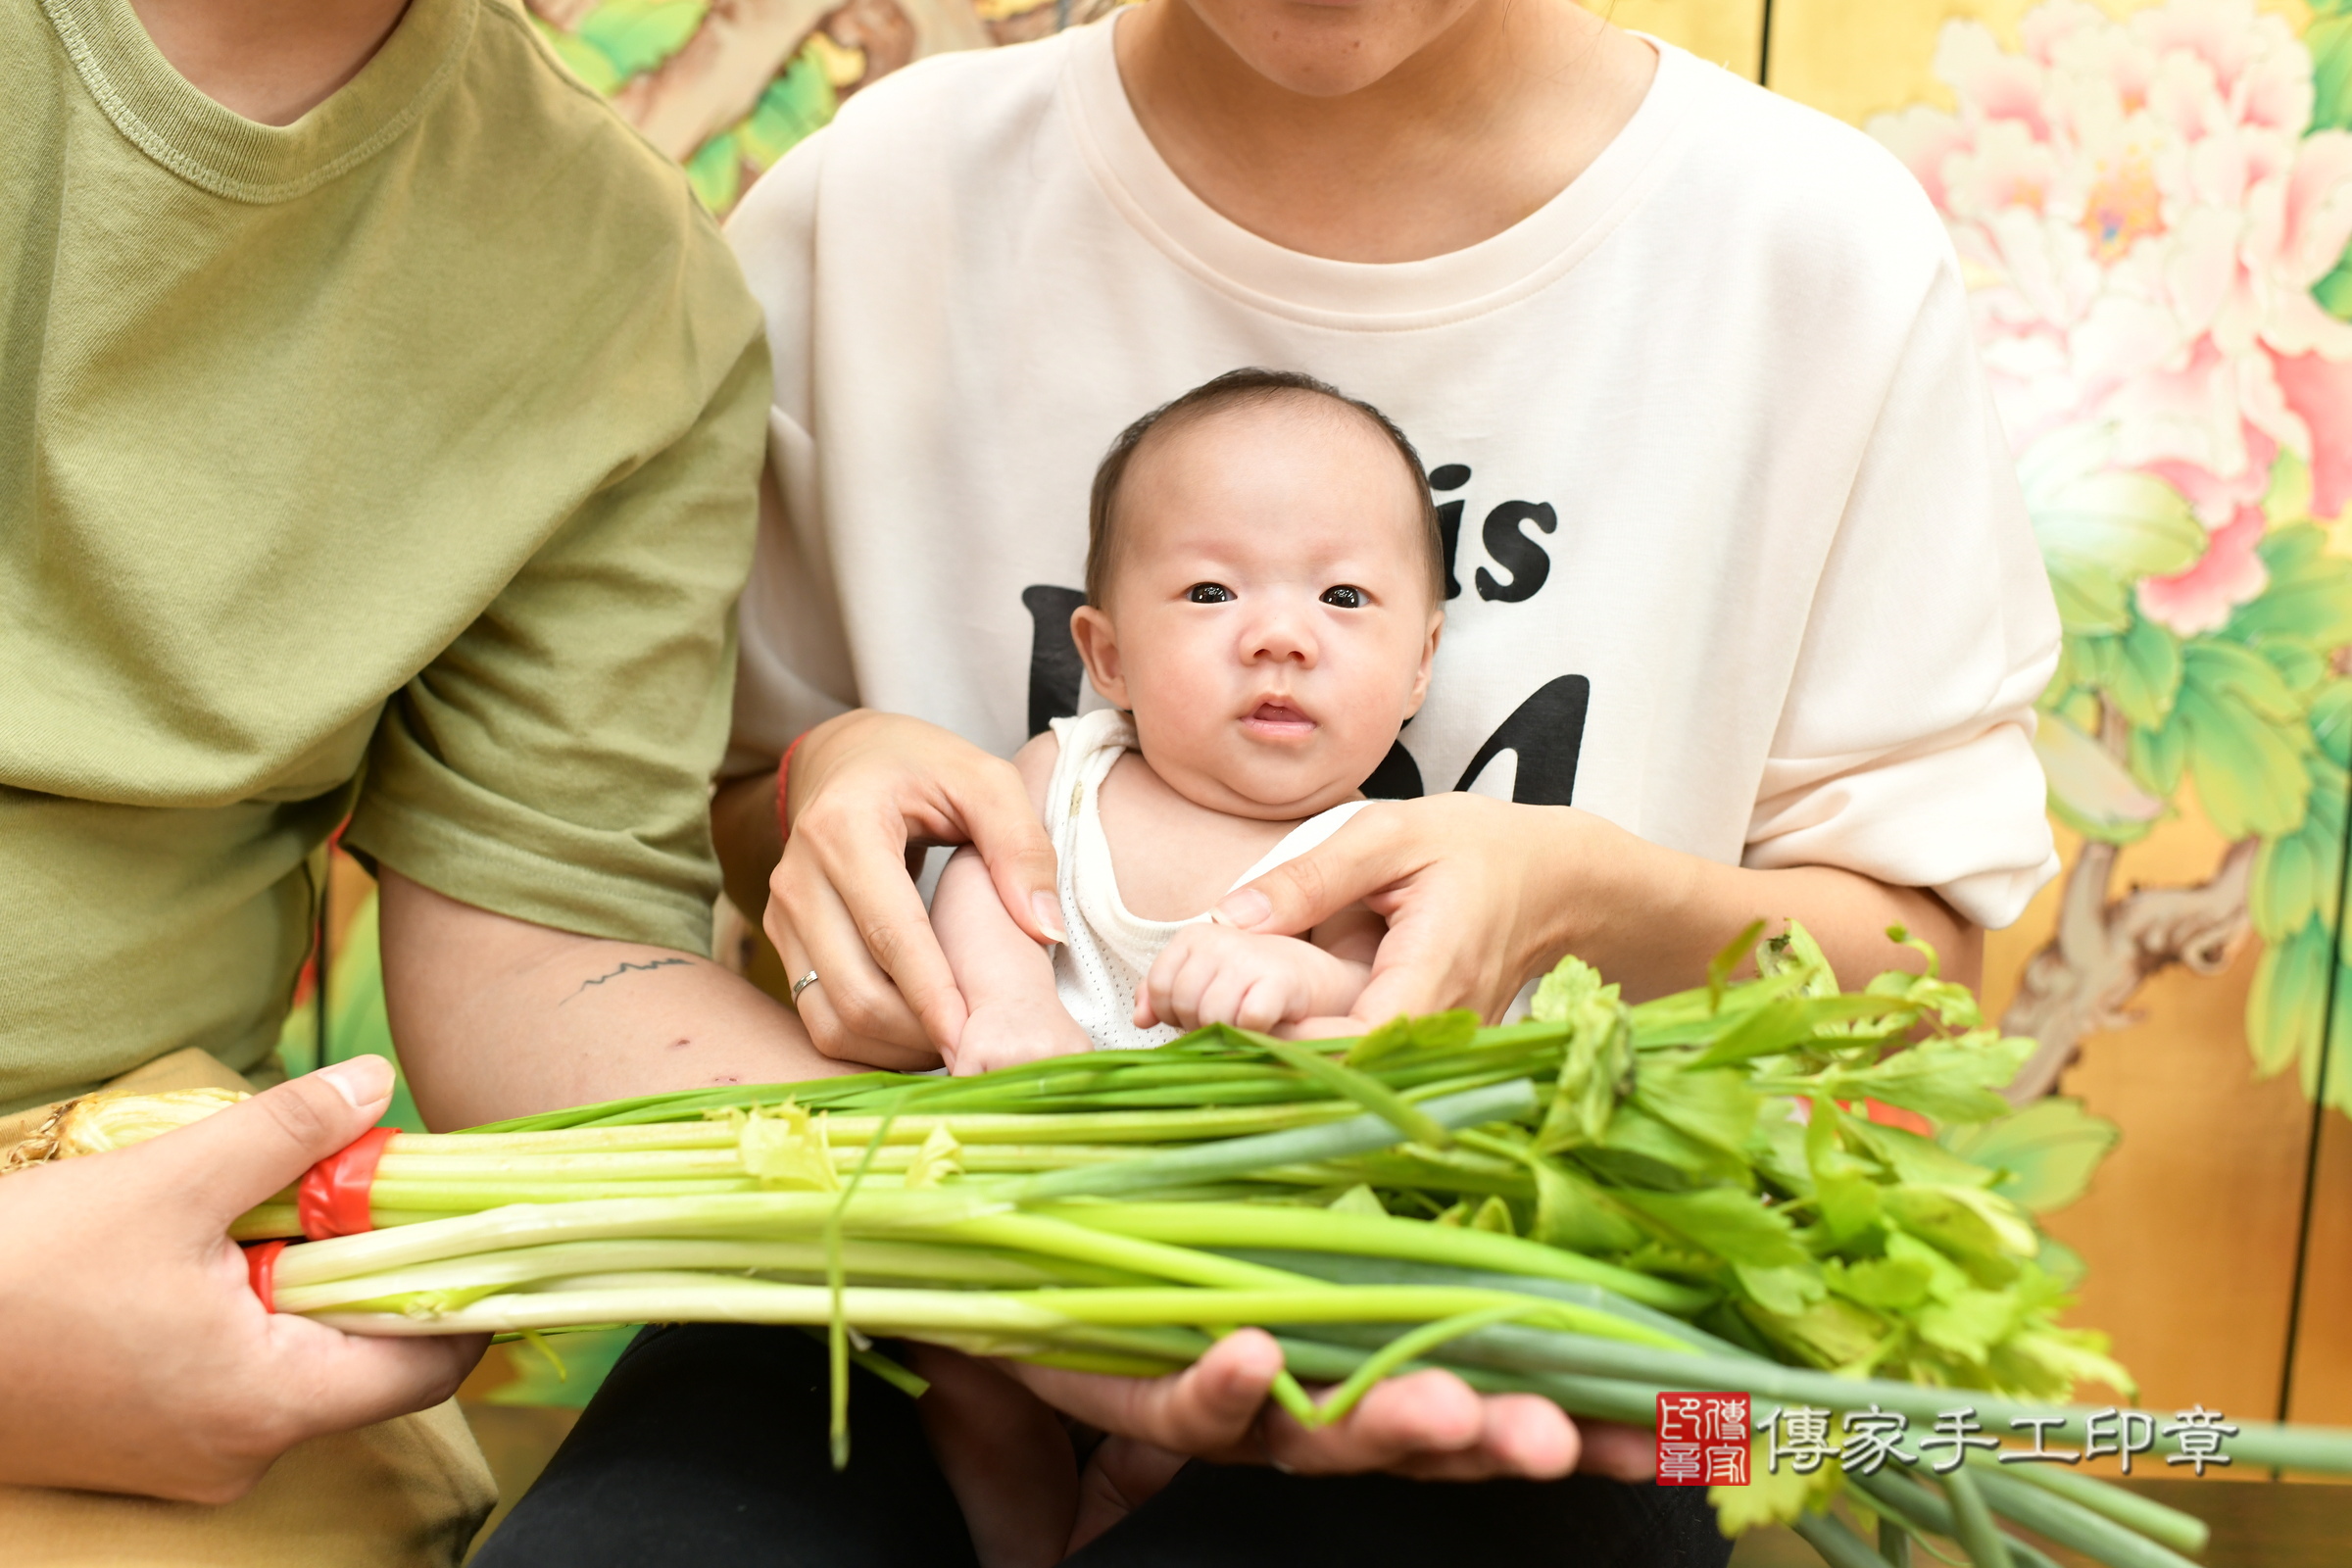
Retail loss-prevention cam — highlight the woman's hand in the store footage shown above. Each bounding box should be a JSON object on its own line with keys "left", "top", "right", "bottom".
{"left": 1209, "top": 794, "right": 1977, "bottom": 1020}
{"left": 1004, "top": 1330, "right": 1653, "bottom": 1553}
{"left": 0, "top": 1057, "right": 485, "bottom": 1501}
{"left": 764, "top": 711, "right": 1063, "bottom": 1067}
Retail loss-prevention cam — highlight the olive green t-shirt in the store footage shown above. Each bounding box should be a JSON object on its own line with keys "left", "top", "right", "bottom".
{"left": 0, "top": 0, "right": 772, "bottom": 1113}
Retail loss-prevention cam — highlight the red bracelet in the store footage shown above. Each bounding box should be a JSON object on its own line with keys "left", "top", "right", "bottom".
{"left": 775, "top": 729, "right": 810, "bottom": 848}
{"left": 297, "top": 1124, "right": 398, "bottom": 1240}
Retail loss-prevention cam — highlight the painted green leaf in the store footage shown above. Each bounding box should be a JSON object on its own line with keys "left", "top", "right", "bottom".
{"left": 2068, "top": 612, "right": 2182, "bottom": 732}
{"left": 534, "top": 20, "right": 622, "bottom": 93}
{"left": 2311, "top": 16, "right": 2352, "bottom": 134}
{"left": 684, "top": 133, "right": 742, "bottom": 214}
{"left": 2034, "top": 712, "right": 2164, "bottom": 843}
{"left": 737, "top": 48, "right": 838, "bottom": 166}
{"left": 2174, "top": 639, "right": 2313, "bottom": 839}
{"left": 2129, "top": 710, "right": 2188, "bottom": 798}
{"left": 2017, "top": 426, "right": 2203, "bottom": 636}
{"left": 2312, "top": 680, "right": 2352, "bottom": 769}
{"left": 1937, "top": 1098, "right": 2119, "bottom": 1214}
{"left": 2227, "top": 524, "right": 2352, "bottom": 654}
{"left": 2250, "top": 757, "right": 2345, "bottom": 941}
{"left": 2249, "top": 919, "right": 2330, "bottom": 1081}
{"left": 576, "top": 0, "right": 710, "bottom": 80}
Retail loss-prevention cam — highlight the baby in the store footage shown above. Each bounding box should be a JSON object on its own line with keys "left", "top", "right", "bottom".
{"left": 933, "top": 368, "right": 1445, "bottom": 1071}
{"left": 908, "top": 371, "right": 1447, "bottom": 1566}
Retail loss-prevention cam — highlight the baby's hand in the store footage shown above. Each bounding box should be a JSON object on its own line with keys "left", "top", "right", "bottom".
{"left": 1136, "top": 924, "right": 1371, "bottom": 1034}
{"left": 947, "top": 993, "right": 1095, "bottom": 1077}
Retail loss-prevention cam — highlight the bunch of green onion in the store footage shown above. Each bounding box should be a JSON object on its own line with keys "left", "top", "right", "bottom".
{"left": 46, "top": 927, "right": 2352, "bottom": 1567}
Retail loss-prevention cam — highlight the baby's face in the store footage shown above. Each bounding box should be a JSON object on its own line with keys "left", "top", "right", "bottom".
{"left": 1072, "top": 399, "right": 1443, "bottom": 821}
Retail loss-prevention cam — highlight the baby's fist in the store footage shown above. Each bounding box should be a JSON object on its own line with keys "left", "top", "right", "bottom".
{"left": 1136, "top": 925, "right": 1351, "bottom": 1034}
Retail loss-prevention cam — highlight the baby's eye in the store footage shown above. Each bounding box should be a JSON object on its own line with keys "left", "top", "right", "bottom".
{"left": 1320, "top": 585, "right": 1366, "bottom": 609}
{"left": 1187, "top": 583, "right": 1234, "bottom": 604}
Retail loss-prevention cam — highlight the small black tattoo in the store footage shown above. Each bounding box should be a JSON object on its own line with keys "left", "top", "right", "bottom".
{"left": 562, "top": 956, "right": 690, "bottom": 1004}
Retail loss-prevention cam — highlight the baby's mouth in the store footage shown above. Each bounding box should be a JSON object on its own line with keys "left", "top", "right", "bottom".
{"left": 1244, "top": 701, "right": 1315, "bottom": 735}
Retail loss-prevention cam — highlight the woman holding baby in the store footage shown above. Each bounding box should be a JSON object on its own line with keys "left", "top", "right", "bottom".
{"left": 480, "top": 0, "right": 2061, "bottom": 1563}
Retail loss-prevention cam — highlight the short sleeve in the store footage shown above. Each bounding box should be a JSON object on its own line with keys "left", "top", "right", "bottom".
{"left": 1743, "top": 260, "right": 2062, "bottom": 930}
{"left": 344, "top": 336, "right": 772, "bottom": 956}
{"left": 722, "top": 132, "right": 859, "bottom": 776}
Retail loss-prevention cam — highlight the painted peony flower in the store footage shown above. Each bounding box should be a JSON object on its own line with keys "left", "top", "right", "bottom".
{"left": 1872, "top": 0, "right": 2352, "bottom": 635}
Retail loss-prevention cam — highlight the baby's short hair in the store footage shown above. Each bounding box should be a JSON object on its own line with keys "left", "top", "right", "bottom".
{"left": 1085, "top": 368, "right": 1445, "bottom": 608}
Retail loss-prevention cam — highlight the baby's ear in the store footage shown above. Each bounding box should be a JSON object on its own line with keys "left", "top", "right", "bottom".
{"left": 1070, "top": 605, "right": 1129, "bottom": 708}
{"left": 1406, "top": 612, "right": 1443, "bottom": 710}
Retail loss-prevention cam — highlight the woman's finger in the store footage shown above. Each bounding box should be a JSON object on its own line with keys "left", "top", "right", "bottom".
{"left": 796, "top": 814, "right": 971, "bottom": 1052}
{"left": 953, "top": 764, "right": 1065, "bottom": 947}
{"left": 1003, "top": 1330, "right": 1281, "bottom": 1461}
{"left": 1211, "top": 804, "right": 1417, "bottom": 938}
{"left": 769, "top": 858, "right": 942, "bottom": 1066}
{"left": 1257, "top": 1367, "right": 1484, "bottom": 1475}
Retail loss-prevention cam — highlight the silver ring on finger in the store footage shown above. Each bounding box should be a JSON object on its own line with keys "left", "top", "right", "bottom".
{"left": 791, "top": 969, "right": 821, "bottom": 1004}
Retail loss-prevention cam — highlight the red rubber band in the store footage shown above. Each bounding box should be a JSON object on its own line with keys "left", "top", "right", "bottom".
{"left": 775, "top": 730, "right": 810, "bottom": 848}
{"left": 245, "top": 1240, "right": 290, "bottom": 1313}
{"left": 298, "top": 1125, "right": 397, "bottom": 1240}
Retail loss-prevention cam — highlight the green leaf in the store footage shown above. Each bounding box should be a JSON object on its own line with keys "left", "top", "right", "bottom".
{"left": 1634, "top": 1060, "right": 1763, "bottom": 1154}
{"left": 576, "top": 0, "right": 709, "bottom": 80}
{"left": 1613, "top": 1187, "right": 1811, "bottom": 1268}
{"left": 2313, "top": 16, "right": 2352, "bottom": 133}
{"left": 1804, "top": 1099, "right": 1882, "bottom": 1243}
{"left": 2069, "top": 612, "right": 2183, "bottom": 731}
{"left": 1883, "top": 1185, "right": 2038, "bottom": 1276}
{"left": 1845, "top": 1118, "right": 2000, "bottom": 1190}
{"left": 1347, "top": 1008, "right": 1479, "bottom": 1066}
{"left": 2249, "top": 919, "right": 2331, "bottom": 1081}
{"left": 1824, "top": 1255, "right": 1935, "bottom": 1312}
{"left": 1734, "top": 1262, "right": 1828, "bottom": 1316}
{"left": 1258, "top": 1036, "right": 1452, "bottom": 1147}
{"left": 1803, "top": 1035, "right": 2034, "bottom": 1123}
{"left": 1915, "top": 1286, "right": 2022, "bottom": 1362}
{"left": 2250, "top": 759, "right": 2344, "bottom": 941}
{"left": 2174, "top": 639, "right": 2312, "bottom": 839}
{"left": 533, "top": 20, "right": 623, "bottom": 93}
{"left": 2017, "top": 426, "right": 2204, "bottom": 636}
{"left": 1707, "top": 919, "right": 1768, "bottom": 1011}
{"left": 1585, "top": 1104, "right": 1749, "bottom": 1191}
{"left": 736, "top": 49, "right": 837, "bottom": 166}
{"left": 1740, "top": 1292, "right": 1890, "bottom": 1369}
{"left": 2228, "top": 523, "right": 2352, "bottom": 654}
{"left": 2130, "top": 710, "right": 2189, "bottom": 798}
{"left": 684, "top": 134, "right": 742, "bottom": 214}
{"left": 1713, "top": 1440, "right": 1839, "bottom": 1532}
{"left": 1528, "top": 1155, "right": 1647, "bottom": 1252}
{"left": 2312, "top": 680, "right": 2352, "bottom": 769}
{"left": 1690, "top": 995, "right": 1917, "bottom": 1068}
{"left": 2034, "top": 713, "right": 2164, "bottom": 843}
{"left": 1938, "top": 1099, "right": 2119, "bottom": 1214}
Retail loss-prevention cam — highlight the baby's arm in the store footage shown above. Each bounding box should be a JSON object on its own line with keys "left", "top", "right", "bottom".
{"left": 1135, "top": 906, "right": 1383, "bottom": 1036}
{"left": 932, "top": 735, "right": 1092, "bottom": 1076}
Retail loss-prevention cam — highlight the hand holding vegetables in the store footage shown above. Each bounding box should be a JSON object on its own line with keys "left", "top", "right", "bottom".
{"left": 0, "top": 1057, "right": 482, "bottom": 1501}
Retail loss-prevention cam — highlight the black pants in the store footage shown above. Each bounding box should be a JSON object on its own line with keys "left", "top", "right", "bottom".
{"left": 473, "top": 1325, "right": 1736, "bottom": 1568}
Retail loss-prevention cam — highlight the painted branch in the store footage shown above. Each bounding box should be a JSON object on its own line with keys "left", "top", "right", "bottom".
{"left": 2000, "top": 837, "right": 2256, "bottom": 1102}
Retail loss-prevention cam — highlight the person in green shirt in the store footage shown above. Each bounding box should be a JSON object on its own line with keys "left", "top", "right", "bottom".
{"left": 0, "top": 0, "right": 840, "bottom": 1558}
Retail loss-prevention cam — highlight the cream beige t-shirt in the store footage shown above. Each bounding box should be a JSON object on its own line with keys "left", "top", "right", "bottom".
{"left": 2, "top": 0, "right": 770, "bottom": 1112}
{"left": 726, "top": 19, "right": 2062, "bottom": 931}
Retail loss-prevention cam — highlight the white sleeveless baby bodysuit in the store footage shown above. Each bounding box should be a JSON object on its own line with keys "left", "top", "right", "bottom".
{"left": 1045, "top": 709, "right": 1370, "bottom": 1051}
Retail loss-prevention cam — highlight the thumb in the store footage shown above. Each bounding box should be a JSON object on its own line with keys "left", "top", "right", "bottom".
{"left": 148, "top": 1056, "right": 395, "bottom": 1224}
{"left": 958, "top": 768, "right": 1065, "bottom": 946}
{"left": 1210, "top": 808, "right": 1406, "bottom": 939}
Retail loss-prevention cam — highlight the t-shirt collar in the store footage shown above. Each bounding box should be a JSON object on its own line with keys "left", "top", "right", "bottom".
{"left": 41, "top": 0, "right": 474, "bottom": 204}
{"left": 1059, "top": 13, "right": 1709, "bottom": 328}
